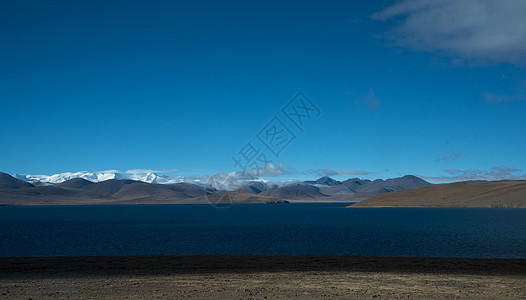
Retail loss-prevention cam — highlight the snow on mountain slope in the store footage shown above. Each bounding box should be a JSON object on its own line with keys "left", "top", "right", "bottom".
{"left": 13, "top": 170, "right": 184, "bottom": 185}
{"left": 11, "top": 170, "right": 290, "bottom": 191}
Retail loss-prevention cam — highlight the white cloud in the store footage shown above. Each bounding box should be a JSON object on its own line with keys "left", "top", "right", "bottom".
{"left": 371, "top": 0, "right": 526, "bottom": 66}
{"left": 422, "top": 166, "right": 526, "bottom": 182}
{"left": 200, "top": 163, "right": 297, "bottom": 191}
{"left": 247, "top": 162, "right": 296, "bottom": 177}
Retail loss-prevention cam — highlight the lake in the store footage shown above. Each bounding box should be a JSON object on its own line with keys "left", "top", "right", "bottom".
{"left": 1, "top": 203, "right": 525, "bottom": 258}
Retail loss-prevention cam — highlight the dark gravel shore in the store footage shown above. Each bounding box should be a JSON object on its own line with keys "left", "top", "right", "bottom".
{"left": 1, "top": 255, "right": 525, "bottom": 299}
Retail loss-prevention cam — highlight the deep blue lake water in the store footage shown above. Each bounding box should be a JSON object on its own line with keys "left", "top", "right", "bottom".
{"left": 1, "top": 203, "right": 526, "bottom": 258}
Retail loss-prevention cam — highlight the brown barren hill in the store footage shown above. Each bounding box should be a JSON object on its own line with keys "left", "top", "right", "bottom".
{"left": 0, "top": 172, "right": 34, "bottom": 189}
{"left": 350, "top": 180, "right": 526, "bottom": 208}
{"left": 260, "top": 183, "right": 330, "bottom": 200}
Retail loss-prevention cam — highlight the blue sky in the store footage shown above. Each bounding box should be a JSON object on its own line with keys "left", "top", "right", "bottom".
{"left": 1, "top": 0, "right": 526, "bottom": 183}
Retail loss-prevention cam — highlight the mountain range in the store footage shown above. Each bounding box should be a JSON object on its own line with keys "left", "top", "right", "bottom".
{"left": 13, "top": 170, "right": 184, "bottom": 185}
{"left": 0, "top": 172, "right": 431, "bottom": 205}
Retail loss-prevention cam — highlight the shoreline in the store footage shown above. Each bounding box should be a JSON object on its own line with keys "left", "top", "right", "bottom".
{"left": 0, "top": 202, "right": 354, "bottom": 207}
{"left": 2, "top": 254, "right": 525, "bottom": 276}
{"left": 2, "top": 202, "right": 526, "bottom": 208}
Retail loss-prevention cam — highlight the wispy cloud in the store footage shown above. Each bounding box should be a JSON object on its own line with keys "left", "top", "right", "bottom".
{"left": 305, "top": 168, "right": 374, "bottom": 177}
{"left": 483, "top": 92, "right": 526, "bottom": 104}
{"left": 436, "top": 151, "right": 466, "bottom": 162}
{"left": 353, "top": 89, "right": 381, "bottom": 110}
{"left": 371, "top": 0, "right": 526, "bottom": 66}
{"left": 422, "top": 166, "right": 526, "bottom": 182}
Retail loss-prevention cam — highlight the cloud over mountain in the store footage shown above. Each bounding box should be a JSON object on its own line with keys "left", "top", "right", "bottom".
{"left": 247, "top": 162, "right": 296, "bottom": 177}
{"left": 306, "top": 169, "right": 374, "bottom": 177}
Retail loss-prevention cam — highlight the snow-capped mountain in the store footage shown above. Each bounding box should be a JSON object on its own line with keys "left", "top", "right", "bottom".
{"left": 14, "top": 170, "right": 185, "bottom": 185}
{"left": 12, "top": 169, "right": 292, "bottom": 191}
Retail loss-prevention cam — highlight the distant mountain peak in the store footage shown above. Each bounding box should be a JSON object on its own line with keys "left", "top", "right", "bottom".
{"left": 55, "top": 178, "right": 93, "bottom": 189}
{"left": 401, "top": 175, "right": 422, "bottom": 180}
{"left": 304, "top": 176, "right": 341, "bottom": 186}
{"left": 316, "top": 176, "right": 341, "bottom": 186}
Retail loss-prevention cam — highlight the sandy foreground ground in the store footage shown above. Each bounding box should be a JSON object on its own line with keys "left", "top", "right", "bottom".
{"left": 1, "top": 255, "right": 525, "bottom": 299}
